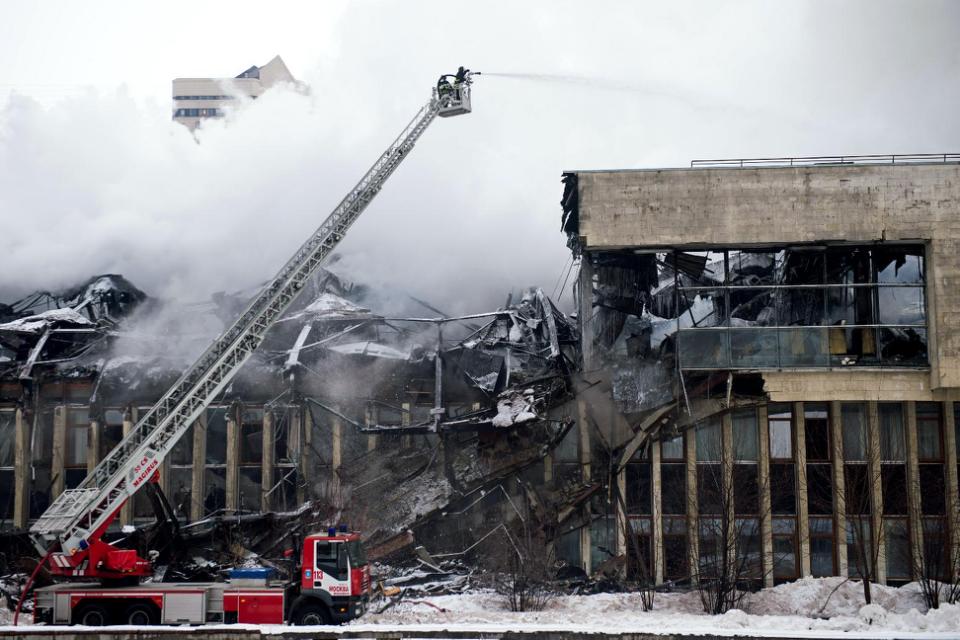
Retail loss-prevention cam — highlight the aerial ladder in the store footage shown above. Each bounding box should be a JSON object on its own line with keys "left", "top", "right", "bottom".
{"left": 28, "top": 67, "right": 480, "bottom": 582}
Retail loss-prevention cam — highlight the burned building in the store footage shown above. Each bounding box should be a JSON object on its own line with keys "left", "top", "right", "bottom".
{"left": 562, "top": 154, "right": 960, "bottom": 587}
{"left": 0, "top": 268, "right": 585, "bottom": 575}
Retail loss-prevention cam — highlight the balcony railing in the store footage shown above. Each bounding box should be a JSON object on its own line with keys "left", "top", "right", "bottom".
{"left": 690, "top": 153, "right": 960, "bottom": 169}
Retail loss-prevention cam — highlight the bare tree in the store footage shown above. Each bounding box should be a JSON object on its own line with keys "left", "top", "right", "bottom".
{"left": 839, "top": 459, "right": 882, "bottom": 605}
{"left": 611, "top": 472, "right": 655, "bottom": 611}
{"left": 694, "top": 457, "right": 766, "bottom": 614}
{"left": 485, "top": 520, "right": 556, "bottom": 612}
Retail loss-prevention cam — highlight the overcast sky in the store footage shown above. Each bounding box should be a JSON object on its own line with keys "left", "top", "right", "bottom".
{"left": 1, "top": 1, "right": 958, "bottom": 315}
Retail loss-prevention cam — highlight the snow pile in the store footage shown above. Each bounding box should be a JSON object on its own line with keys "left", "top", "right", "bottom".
{"left": 289, "top": 293, "right": 371, "bottom": 319}
{"left": 0, "top": 308, "right": 92, "bottom": 333}
{"left": 355, "top": 580, "right": 960, "bottom": 635}
{"left": 328, "top": 341, "right": 409, "bottom": 360}
{"left": 491, "top": 389, "right": 537, "bottom": 428}
{"left": 743, "top": 576, "right": 926, "bottom": 617}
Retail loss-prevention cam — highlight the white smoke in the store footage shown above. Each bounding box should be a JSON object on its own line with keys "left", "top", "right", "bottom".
{"left": 2, "top": 0, "right": 958, "bottom": 321}
{"left": 0, "top": 77, "right": 570, "bottom": 318}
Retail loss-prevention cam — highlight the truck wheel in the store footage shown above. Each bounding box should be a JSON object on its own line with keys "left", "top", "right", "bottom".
{"left": 293, "top": 602, "right": 331, "bottom": 625}
{"left": 123, "top": 603, "right": 159, "bottom": 625}
{"left": 74, "top": 603, "right": 110, "bottom": 626}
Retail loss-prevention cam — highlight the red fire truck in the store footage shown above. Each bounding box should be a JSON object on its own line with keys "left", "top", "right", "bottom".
{"left": 34, "top": 527, "right": 371, "bottom": 625}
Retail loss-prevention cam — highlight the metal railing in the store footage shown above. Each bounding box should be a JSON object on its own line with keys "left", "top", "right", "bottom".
{"left": 690, "top": 153, "right": 960, "bottom": 169}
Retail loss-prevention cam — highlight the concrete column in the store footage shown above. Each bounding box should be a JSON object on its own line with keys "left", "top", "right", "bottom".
{"left": 722, "top": 413, "right": 735, "bottom": 569}
{"left": 366, "top": 405, "right": 377, "bottom": 452}
{"left": 904, "top": 402, "right": 924, "bottom": 577}
{"left": 87, "top": 419, "right": 100, "bottom": 474}
{"left": 943, "top": 401, "right": 960, "bottom": 581}
{"left": 616, "top": 467, "right": 627, "bottom": 561}
{"left": 332, "top": 417, "right": 342, "bottom": 488}
{"left": 652, "top": 440, "right": 664, "bottom": 584}
{"left": 578, "top": 401, "right": 592, "bottom": 573}
{"left": 159, "top": 457, "right": 171, "bottom": 502}
{"left": 190, "top": 413, "right": 206, "bottom": 522}
{"left": 686, "top": 431, "right": 699, "bottom": 583}
{"left": 225, "top": 408, "right": 239, "bottom": 513}
{"left": 120, "top": 407, "right": 135, "bottom": 526}
{"left": 867, "top": 402, "right": 885, "bottom": 584}
{"left": 578, "top": 256, "right": 596, "bottom": 371}
{"left": 757, "top": 404, "right": 774, "bottom": 587}
{"left": 14, "top": 408, "right": 30, "bottom": 529}
{"left": 261, "top": 410, "right": 275, "bottom": 512}
{"left": 50, "top": 406, "right": 66, "bottom": 500}
{"left": 401, "top": 403, "right": 412, "bottom": 449}
{"left": 294, "top": 406, "right": 307, "bottom": 506}
{"left": 830, "top": 401, "right": 848, "bottom": 576}
{"left": 794, "top": 402, "right": 811, "bottom": 577}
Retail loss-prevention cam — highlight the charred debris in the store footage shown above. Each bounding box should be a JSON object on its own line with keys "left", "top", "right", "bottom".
{"left": 0, "top": 268, "right": 606, "bottom": 592}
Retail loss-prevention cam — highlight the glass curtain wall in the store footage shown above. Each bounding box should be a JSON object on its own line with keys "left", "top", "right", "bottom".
{"left": 677, "top": 245, "right": 927, "bottom": 369}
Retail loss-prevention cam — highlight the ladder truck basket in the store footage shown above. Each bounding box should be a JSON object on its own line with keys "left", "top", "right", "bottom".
{"left": 438, "top": 85, "right": 471, "bottom": 117}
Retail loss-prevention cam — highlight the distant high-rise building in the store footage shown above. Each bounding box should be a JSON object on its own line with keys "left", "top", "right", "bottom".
{"left": 172, "top": 55, "right": 295, "bottom": 130}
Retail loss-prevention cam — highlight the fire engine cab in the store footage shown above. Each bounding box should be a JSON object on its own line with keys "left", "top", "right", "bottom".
{"left": 33, "top": 527, "right": 371, "bottom": 626}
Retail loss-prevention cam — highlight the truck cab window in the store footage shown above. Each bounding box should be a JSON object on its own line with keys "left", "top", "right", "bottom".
{"left": 315, "top": 541, "right": 348, "bottom": 580}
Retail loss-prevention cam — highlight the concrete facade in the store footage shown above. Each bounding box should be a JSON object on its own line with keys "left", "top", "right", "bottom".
{"left": 172, "top": 55, "right": 295, "bottom": 130}
{"left": 573, "top": 162, "right": 960, "bottom": 390}
{"left": 566, "top": 159, "right": 960, "bottom": 587}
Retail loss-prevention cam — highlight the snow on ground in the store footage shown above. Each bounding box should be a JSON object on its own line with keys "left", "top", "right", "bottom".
{"left": 0, "top": 579, "right": 957, "bottom": 636}
{"left": 356, "top": 579, "right": 959, "bottom": 635}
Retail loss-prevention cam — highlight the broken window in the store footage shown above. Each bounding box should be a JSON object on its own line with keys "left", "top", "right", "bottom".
{"left": 238, "top": 466, "right": 262, "bottom": 512}
{"left": 0, "top": 410, "right": 14, "bottom": 468}
{"left": 555, "top": 527, "right": 581, "bottom": 569}
{"left": 625, "top": 461, "right": 651, "bottom": 515}
{"left": 206, "top": 407, "right": 229, "bottom": 465}
{"left": 204, "top": 466, "right": 226, "bottom": 515}
{"left": 99, "top": 409, "right": 125, "bottom": 462}
{"left": 675, "top": 244, "right": 927, "bottom": 369}
{"left": 0, "top": 411, "right": 14, "bottom": 521}
{"left": 168, "top": 427, "right": 193, "bottom": 522}
{"left": 65, "top": 408, "right": 89, "bottom": 489}
{"left": 204, "top": 407, "right": 229, "bottom": 516}
{"left": 240, "top": 408, "right": 264, "bottom": 464}
{"left": 271, "top": 467, "right": 300, "bottom": 512}
{"left": 30, "top": 409, "right": 54, "bottom": 518}
{"left": 661, "top": 463, "right": 686, "bottom": 515}
{"left": 590, "top": 516, "right": 617, "bottom": 571}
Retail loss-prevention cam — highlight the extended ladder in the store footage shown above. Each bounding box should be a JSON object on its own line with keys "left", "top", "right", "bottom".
{"left": 31, "top": 74, "right": 477, "bottom": 562}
